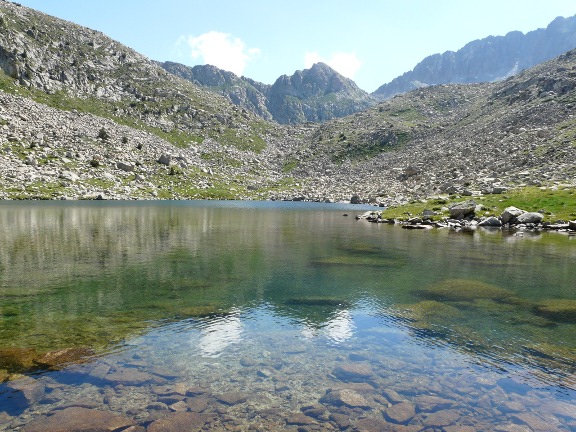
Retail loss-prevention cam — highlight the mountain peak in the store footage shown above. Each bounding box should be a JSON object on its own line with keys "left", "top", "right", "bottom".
{"left": 159, "top": 61, "right": 375, "bottom": 124}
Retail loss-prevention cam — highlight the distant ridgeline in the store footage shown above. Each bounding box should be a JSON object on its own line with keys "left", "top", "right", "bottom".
{"left": 372, "top": 15, "right": 576, "bottom": 99}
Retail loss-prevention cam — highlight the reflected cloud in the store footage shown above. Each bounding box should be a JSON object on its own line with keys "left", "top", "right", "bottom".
{"left": 324, "top": 310, "right": 355, "bottom": 343}
{"left": 196, "top": 311, "right": 243, "bottom": 357}
{"left": 301, "top": 310, "right": 355, "bottom": 344}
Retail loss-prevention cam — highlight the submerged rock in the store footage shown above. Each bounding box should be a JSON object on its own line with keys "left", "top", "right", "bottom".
{"left": 34, "top": 347, "right": 95, "bottom": 370}
{"left": 417, "top": 279, "right": 516, "bottom": 303}
{"left": 285, "top": 297, "right": 349, "bottom": 307}
{"left": 384, "top": 401, "right": 416, "bottom": 424}
{"left": 332, "top": 363, "right": 374, "bottom": 382}
{"left": 6, "top": 377, "right": 45, "bottom": 405}
{"left": 21, "top": 407, "right": 135, "bottom": 432}
{"left": 312, "top": 255, "right": 404, "bottom": 268}
{"left": 534, "top": 299, "right": 576, "bottom": 323}
{"left": 319, "top": 388, "right": 371, "bottom": 408}
{"left": 401, "top": 300, "right": 463, "bottom": 323}
{"left": 0, "top": 348, "right": 37, "bottom": 372}
{"left": 216, "top": 391, "right": 248, "bottom": 406}
{"left": 147, "top": 412, "right": 210, "bottom": 432}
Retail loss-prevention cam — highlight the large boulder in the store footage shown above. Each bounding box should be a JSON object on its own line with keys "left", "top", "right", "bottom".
{"left": 478, "top": 216, "right": 502, "bottom": 227}
{"left": 516, "top": 212, "right": 544, "bottom": 224}
{"left": 448, "top": 200, "right": 477, "bottom": 219}
{"left": 501, "top": 206, "right": 525, "bottom": 224}
{"left": 350, "top": 195, "right": 361, "bottom": 204}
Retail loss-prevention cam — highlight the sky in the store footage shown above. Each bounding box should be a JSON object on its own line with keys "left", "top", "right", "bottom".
{"left": 14, "top": 1, "right": 576, "bottom": 92}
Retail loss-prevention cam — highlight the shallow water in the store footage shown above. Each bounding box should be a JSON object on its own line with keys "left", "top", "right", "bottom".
{"left": 0, "top": 201, "right": 575, "bottom": 431}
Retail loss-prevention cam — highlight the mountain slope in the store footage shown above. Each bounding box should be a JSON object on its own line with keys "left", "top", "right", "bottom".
{"left": 159, "top": 61, "right": 376, "bottom": 124}
{"left": 373, "top": 15, "right": 576, "bottom": 99}
{"left": 0, "top": 1, "right": 575, "bottom": 206}
{"left": 0, "top": 1, "right": 308, "bottom": 201}
{"left": 285, "top": 49, "right": 576, "bottom": 204}
{"left": 0, "top": 1, "right": 280, "bottom": 152}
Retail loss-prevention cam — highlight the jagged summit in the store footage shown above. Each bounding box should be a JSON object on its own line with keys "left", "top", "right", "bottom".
{"left": 373, "top": 14, "right": 576, "bottom": 99}
{"left": 159, "top": 60, "right": 376, "bottom": 124}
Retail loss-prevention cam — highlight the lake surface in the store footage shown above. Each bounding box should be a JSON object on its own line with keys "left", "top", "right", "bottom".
{"left": 0, "top": 201, "right": 575, "bottom": 431}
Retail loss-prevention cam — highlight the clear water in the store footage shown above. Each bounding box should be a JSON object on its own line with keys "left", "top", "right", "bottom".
{"left": 0, "top": 201, "right": 575, "bottom": 431}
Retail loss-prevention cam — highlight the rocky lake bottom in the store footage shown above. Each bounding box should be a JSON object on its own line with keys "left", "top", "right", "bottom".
{"left": 0, "top": 201, "right": 575, "bottom": 431}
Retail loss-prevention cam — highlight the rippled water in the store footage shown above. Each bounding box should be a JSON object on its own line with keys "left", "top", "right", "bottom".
{"left": 0, "top": 201, "right": 575, "bottom": 431}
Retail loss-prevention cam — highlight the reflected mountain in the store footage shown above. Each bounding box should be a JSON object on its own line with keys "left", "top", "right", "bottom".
{"left": 0, "top": 202, "right": 575, "bottom": 391}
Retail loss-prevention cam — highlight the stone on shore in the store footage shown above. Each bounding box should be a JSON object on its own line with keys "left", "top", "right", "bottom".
{"left": 501, "top": 206, "right": 525, "bottom": 224}
{"left": 478, "top": 216, "right": 502, "bottom": 227}
{"left": 516, "top": 212, "right": 544, "bottom": 224}
{"left": 448, "top": 200, "right": 477, "bottom": 219}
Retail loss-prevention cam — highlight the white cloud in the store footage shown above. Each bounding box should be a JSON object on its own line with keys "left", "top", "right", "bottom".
{"left": 179, "top": 31, "right": 260, "bottom": 76}
{"left": 304, "top": 51, "right": 362, "bottom": 80}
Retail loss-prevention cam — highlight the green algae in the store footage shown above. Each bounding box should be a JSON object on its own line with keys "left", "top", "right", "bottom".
{"left": 416, "top": 279, "right": 516, "bottom": 303}
{"left": 400, "top": 300, "right": 463, "bottom": 322}
{"left": 312, "top": 255, "right": 405, "bottom": 268}
{"left": 534, "top": 299, "right": 576, "bottom": 323}
{"left": 285, "top": 298, "right": 351, "bottom": 307}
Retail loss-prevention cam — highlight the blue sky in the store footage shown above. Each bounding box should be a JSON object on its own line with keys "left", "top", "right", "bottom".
{"left": 15, "top": 1, "right": 576, "bottom": 92}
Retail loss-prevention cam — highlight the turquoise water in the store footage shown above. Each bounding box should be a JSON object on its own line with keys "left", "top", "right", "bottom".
{"left": 0, "top": 201, "right": 575, "bottom": 430}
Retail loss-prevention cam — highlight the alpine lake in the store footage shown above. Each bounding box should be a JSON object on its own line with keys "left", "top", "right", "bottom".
{"left": 0, "top": 201, "right": 575, "bottom": 431}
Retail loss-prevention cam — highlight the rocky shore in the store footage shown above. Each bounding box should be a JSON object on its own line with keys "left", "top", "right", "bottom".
{"left": 357, "top": 200, "right": 576, "bottom": 234}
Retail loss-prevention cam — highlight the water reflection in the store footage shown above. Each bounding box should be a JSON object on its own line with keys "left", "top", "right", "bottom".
{"left": 195, "top": 311, "right": 244, "bottom": 357}
{"left": 301, "top": 310, "right": 355, "bottom": 344}
{"left": 0, "top": 202, "right": 575, "bottom": 430}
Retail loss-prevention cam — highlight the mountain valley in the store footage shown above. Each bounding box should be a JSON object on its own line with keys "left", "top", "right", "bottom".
{"left": 0, "top": 0, "right": 575, "bottom": 211}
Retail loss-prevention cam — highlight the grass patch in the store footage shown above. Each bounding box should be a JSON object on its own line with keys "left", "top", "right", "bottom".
{"left": 200, "top": 152, "right": 243, "bottom": 168}
{"left": 212, "top": 126, "right": 266, "bottom": 152}
{"left": 282, "top": 158, "right": 299, "bottom": 173}
{"left": 380, "top": 186, "right": 576, "bottom": 222}
{"left": 331, "top": 130, "right": 409, "bottom": 163}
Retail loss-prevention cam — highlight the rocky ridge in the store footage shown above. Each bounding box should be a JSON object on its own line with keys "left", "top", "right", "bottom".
{"left": 373, "top": 14, "right": 576, "bottom": 99}
{"left": 160, "top": 61, "right": 376, "bottom": 124}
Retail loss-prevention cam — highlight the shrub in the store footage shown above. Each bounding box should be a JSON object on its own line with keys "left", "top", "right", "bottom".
{"left": 97, "top": 128, "right": 110, "bottom": 140}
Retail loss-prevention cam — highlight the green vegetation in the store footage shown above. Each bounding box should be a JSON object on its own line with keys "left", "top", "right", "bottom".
{"left": 331, "top": 130, "right": 408, "bottom": 163}
{"left": 200, "top": 152, "right": 243, "bottom": 168}
{"left": 282, "top": 157, "right": 299, "bottom": 173}
{"left": 0, "top": 69, "right": 206, "bottom": 149}
{"left": 380, "top": 186, "right": 576, "bottom": 222}
{"left": 417, "top": 279, "right": 516, "bottom": 303}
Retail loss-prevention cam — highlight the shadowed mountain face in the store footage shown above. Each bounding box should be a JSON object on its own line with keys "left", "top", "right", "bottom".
{"left": 373, "top": 15, "right": 576, "bottom": 99}
{"left": 159, "top": 61, "right": 376, "bottom": 124}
